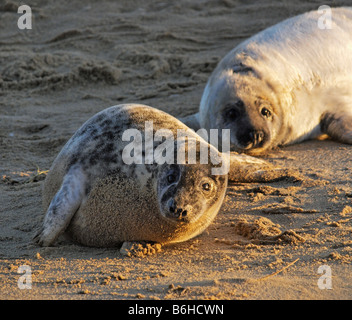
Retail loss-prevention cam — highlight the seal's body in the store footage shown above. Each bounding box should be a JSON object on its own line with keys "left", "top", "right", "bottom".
{"left": 35, "top": 104, "right": 230, "bottom": 248}
{"left": 182, "top": 7, "right": 352, "bottom": 154}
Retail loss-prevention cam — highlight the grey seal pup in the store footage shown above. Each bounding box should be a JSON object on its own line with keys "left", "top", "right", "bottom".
{"left": 181, "top": 7, "right": 352, "bottom": 155}
{"left": 34, "top": 104, "right": 270, "bottom": 251}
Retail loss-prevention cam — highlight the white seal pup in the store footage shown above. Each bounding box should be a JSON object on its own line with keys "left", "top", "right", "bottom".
{"left": 34, "top": 104, "right": 270, "bottom": 250}
{"left": 181, "top": 7, "right": 352, "bottom": 155}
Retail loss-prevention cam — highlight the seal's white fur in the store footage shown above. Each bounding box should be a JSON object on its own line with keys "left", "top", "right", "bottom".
{"left": 184, "top": 7, "right": 352, "bottom": 154}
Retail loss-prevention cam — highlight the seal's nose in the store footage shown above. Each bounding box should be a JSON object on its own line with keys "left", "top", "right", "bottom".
{"left": 167, "top": 199, "right": 188, "bottom": 219}
{"left": 238, "top": 130, "right": 264, "bottom": 149}
{"left": 249, "top": 130, "right": 264, "bottom": 147}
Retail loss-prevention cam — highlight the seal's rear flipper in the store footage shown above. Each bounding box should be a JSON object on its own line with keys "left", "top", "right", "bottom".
{"left": 178, "top": 112, "right": 201, "bottom": 131}
{"left": 320, "top": 111, "right": 352, "bottom": 144}
{"left": 33, "top": 166, "right": 86, "bottom": 247}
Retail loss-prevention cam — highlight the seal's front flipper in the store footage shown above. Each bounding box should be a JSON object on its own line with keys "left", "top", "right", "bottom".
{"left": 320, "top": 111, "right": 352, "bottom": 144}
{"left": 33, "top": 166, "right": 86, "bottom": 247}
{"left": 228, "top": 152, "right": 272, "bottom": 182}
{"left": 228, "top": 153, "right": 304, "bottom": 183}
{"left": 178, "top": 112, "right": 201, "bottom": 131}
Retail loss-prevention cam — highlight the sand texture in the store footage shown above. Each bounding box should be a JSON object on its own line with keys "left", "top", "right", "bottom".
{"left": 0, "top": 0, "right": 351, "bottom": 300}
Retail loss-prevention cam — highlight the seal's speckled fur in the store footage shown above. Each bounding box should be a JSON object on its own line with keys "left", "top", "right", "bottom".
{"left": 35, "top": 104, "right": 230, "bottom": 247}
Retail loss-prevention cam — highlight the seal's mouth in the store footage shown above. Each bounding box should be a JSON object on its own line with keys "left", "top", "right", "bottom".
{"left": 161, "top": 199, "right": 194, "bottom": 223}
{"left": 237, "top": 130, "right": 264, "bottom": 149}
{"left": 230, "top": 129, "right": 268, "bottom": 155}
{"left": 160, "top": 197, "right": 197, "bottom": 223}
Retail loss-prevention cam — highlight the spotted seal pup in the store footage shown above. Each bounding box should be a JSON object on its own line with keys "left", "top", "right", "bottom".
{"left": 181, "top": 7, "right": 352, "bottom": 155}
{"left": 34, "top": 104, "right": 271, "bottom": 252}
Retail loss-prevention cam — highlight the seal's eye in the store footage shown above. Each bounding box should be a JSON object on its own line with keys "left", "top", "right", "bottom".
{"left": 261, "top": 107, "right": 271, "bottom": 118}
{"left": 165, "top": 165, "right": 180, "bottom": 184}
{"left": 202, "top": 183, "right": 211, "bottom": 191}
{"left": 225, "top": 100, "right": 244, "bottom": 120}
{"left": 226, "top": 109, "right": 239, "bottom": 119}
{"left": 200, "top": 178, "right": 216, "bottom": 198}
{"left": 167, "top": 174, "right": 177, "bottom": 184}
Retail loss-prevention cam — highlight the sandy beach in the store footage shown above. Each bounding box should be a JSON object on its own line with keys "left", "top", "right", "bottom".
{"left": 0, "top": 0, "right": 351, "bottom": 300}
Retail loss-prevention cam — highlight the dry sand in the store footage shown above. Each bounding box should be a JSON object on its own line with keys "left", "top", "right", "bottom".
{"left": 0, "top": 0, "right": 351, "bottom": 300}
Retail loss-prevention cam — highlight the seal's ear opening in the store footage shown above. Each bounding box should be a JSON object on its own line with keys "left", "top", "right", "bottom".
{"left": 232, "top": 62, "right": 254, "bottom": 74}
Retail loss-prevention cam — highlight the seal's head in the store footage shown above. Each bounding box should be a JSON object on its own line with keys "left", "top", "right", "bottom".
{"left": 201, "top": 67, "right": 283, "bottom": 155}
{"left": 219, "top": 95, "right": 277, "bottom": 155}
{"left": 155, "top": 139, "right": 228, "bottom": 242}
{"left": 157, "top": 163, "right": 227, "bottom": 224}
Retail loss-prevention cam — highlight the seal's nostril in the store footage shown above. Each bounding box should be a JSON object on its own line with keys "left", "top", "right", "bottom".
{"left": 167, "top": 199, "right": 187, "bottom": 219}
{"left": 249, "top": 130, "right": 264, "bottom": 146}
{"left": 171, "top": 208, "right": 182, "bottom": 218}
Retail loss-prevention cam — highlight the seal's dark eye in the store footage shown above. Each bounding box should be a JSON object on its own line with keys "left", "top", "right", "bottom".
{"left": 167, "top": 174, "right": 177, "bottom": 184}
{"left": 225, "top": 101, "right": 244, "bottom": 120}
{"left": 226, "top": 107, "right": 241, "bottom": 120}
{"left": 165, "top": 165, "right": 180, "bottom": 184}
{"left": 261, "top": 107, "right": 271, "bottom": 118}
{"left": 227, "top": 109, "right": 238, "bottom": 119}
{"left": 202, "top": 183, "right": 211, "bottom": 191}
{"left": 200, "top": 179, "right": 216, "bottom": 197}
